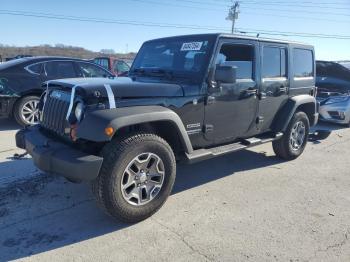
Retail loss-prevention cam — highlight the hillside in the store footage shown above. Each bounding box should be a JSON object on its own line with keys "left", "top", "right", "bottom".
{"left": 0, "top": 44, "right": 136, "bottom": 61}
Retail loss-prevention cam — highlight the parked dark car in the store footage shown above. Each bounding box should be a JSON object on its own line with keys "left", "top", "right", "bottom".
{"left": 17, "top": 34, "right": 318, "bottom": 223}
{"left": 316, "top": 60, "right": 350, "bottom": 125}
{"left": 93, "top": 57, "right": 130, "bottom": 76}
{"left": 5, "top": 55, "right": 33, "bottom": 61}
{"left": 0, "top": 56, "right": 114, "bottom": 125}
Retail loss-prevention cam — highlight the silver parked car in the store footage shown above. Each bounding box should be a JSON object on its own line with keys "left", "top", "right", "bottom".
{"left": 316, "top": 61, "right": 350, "bottom": 127}
{"left": 318, "top": 95, "right": 350, "bottom": 126}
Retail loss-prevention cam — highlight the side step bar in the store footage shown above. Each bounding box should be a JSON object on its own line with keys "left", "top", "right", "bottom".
{"left": 186, "top": 132, "right": 283, "bottom": 163}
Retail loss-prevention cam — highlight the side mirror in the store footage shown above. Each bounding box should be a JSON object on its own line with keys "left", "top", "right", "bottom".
{"left": 215, "top": 65, "right": 237, "bottom": 84}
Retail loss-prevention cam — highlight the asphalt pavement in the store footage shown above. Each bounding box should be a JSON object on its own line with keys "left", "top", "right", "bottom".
{"left": 0, "top": 117, "right": 349, "bottom": 261}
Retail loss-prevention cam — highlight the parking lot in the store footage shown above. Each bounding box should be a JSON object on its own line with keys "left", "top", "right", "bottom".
{"left": 0, "top": 117, "right": 349, "bottom": 261}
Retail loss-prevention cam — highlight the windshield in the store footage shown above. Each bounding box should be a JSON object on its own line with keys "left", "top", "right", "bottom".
{"left": 130, "top": 36, "right": 215, "bottom": 82}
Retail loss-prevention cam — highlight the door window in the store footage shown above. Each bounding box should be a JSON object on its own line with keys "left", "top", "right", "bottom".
{"left": 94, "top": 58, "right": 109, "bottom": 69}
{"left": 26, "top": 63, "right": 43, "bottom": 75}
{"left": 114, "top": 61, "right": 130, "bottom": 74}
{"left": 216, "top": 44, "right": 254, "bottom": 80}
{"left": 44, "top": 61, "right": 76, "bottom": 78}
{"left": 293, "top": 49, "right": 313, "bottom": 78}
{"left": 78, "top": 62, "right": 110, "bottom": 77}
{"left": 262, "top": 47, "right": 287, "bottom": 78}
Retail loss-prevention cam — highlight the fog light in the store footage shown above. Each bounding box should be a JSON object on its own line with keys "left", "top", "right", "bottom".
{"left": 105, "top": 127, "right": 114, "bottom": 137}
{"left": 70, "top": 124, "right": 78, "bottom": 141}
{"left": 339, "top": 111, "right": 346, "bottom": 120}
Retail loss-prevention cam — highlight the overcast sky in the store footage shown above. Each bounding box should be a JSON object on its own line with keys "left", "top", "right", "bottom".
{"left": 0, "top": 0, "right": 349, "bottom": 60}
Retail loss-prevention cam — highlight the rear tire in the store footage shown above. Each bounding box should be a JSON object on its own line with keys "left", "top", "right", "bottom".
{"left": 13, "top": 95, "right": 40, "bottom": 126}
{"left": 273, "top": 111, "right": 310, "bottom": 160}
{"left": 91, "top": 133, "right": 176, "bottom": 223}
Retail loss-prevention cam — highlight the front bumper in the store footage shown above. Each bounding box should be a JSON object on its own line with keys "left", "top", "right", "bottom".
{"left": 16, "top": 126, "right": 103, "bottom": 182}
{"left": 318, "top": 103, "right": 350, "bottom": 125}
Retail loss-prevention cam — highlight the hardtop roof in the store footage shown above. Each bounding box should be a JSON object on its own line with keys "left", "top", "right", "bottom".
{"left": 144, "top": 33, "right": 313, "bottom": 48}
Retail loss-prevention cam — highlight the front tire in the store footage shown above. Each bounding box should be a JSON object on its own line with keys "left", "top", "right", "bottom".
{"left": 92, "top": 133, "right": 176, "bottom": 223}
{"left": 273, "top": 111, "right": 310, "bottom": 160}
{"left": 13, "top": 95, "right": 40, "bottom": 126}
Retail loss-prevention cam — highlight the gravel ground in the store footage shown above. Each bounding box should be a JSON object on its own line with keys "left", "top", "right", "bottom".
{"left": 0, "top": 117, "right": 349, "bottom": 262}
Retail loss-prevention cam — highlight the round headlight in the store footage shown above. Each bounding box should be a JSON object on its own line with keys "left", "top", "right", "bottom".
{"left": 74, "top": 102, "right": 84, "bottom": 122}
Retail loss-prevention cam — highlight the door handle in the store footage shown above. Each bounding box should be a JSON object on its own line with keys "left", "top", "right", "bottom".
{"left": 244, "top": 89, "right": 258, "bottom": 97}
{"left": 258, "top": 92, "right": 267, "bottom": 99}
{"left": 206, "top": 96, "right": 216, "bottom": 105}
{"left": 279, "top": 86, "right": 287, "bottom": 93}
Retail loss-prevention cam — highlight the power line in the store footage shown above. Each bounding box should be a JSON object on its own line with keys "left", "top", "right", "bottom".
{"left": 176, "top": 0, "right": 350, "bottom": 10}
{"left": 0, "top": 9, "right": 349, "bottom": 40}
{"left": 128, "top": 0, "right": 350, "bottom": 23}
{"left": 241, "top": 10, "right": 350, "bottom": 23}
{"left": 213, "top": 0, "right": 350, "bottom": 6}
{"left": 241, "top": 5, "right": 350, "bottom": 17}
{"left": 239, "top": 0, "right": 350, "bottom": 6}
{"left": 239, "top": 1, "right": 350, "bottom": 11}
{"left": 0, "top": 9, "right": 224, "bottom": 30}
{"left": 236, "top": 27, "right": 350, "bottom": 39}
{"left": 129, "top": 0, "right": 225, "bottom": 11}
{"left": 171, "top": 0, "right": 350, "bottom": 16}
{"left": 236, "top": 29, "right": 350, "bottom": 39}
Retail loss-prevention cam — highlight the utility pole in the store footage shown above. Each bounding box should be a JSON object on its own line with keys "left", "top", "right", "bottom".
{"left": 226, "top": 1, "right": 240, "bottom": 34}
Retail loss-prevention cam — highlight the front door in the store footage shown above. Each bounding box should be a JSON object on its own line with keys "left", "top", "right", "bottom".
{"left": 258, "top": 43, "right": 289, "bottom": 132}
{"left": 204, "top": 40, "right": 259, "bottom": 144}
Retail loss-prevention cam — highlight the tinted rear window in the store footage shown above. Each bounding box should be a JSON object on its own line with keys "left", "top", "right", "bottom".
{"left": 262, "top": 47, "right": 287, "bottom": 78}
{"left": 94, "top": 58, "right": 109, "bottom": 69}
{"left": 26, "top": 63, "right": 42, "bottom": 74}
{"left": 0, "top": 58, "right": 29, "bottom": 70}
{"left": 293, "top": 49, "right": 314, "bottom": 78}
{"left": 44, "top": 61, "right": 76, "bottom": 78}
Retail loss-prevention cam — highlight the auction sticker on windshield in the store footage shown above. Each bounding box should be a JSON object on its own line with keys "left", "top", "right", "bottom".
{"left": 181, "top": 42, "right": 203, "bottom": 51}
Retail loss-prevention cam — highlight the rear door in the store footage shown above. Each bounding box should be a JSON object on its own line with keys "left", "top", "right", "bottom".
{"left": 43, "top": 61, "right": 78, "bottom": 81}
{"left": 257, "top": 42, "right": 289, "bottom": 132}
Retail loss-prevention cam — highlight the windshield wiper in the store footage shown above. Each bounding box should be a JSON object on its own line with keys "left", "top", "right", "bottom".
{"left": 130, "top": 68, "right": 146, "bottom": 75}
{"left": 148, "top": 69, "right": 174, "bottom": 80}
{"left": 130, "top": 68, "right": 174, "bottom": 80}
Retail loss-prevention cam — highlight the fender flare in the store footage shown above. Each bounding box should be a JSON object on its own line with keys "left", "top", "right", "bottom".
{"left": 76, "top": 105, "right": 194, "bottom": 154}
{"left": 272, "top": 95, "right": 318, "bottom": 132}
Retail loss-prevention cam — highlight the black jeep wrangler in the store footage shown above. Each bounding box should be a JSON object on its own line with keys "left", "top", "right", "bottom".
{"left": 16, "top": 34, "right": 318, "bottom": 222}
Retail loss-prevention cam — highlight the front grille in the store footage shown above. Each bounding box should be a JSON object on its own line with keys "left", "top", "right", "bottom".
{"left": 40, "top": 90, "right": 70, "bottom": 136}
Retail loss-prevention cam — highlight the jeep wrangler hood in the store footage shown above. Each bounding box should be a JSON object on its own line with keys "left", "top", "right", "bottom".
{"left": 46, "top": 77, "right": 184, "bottom": 98}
